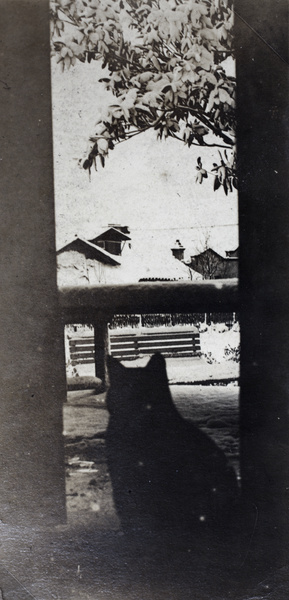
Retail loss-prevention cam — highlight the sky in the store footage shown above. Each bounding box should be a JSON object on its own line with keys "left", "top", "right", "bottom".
{"left": 51, "top": 57, "right": 238, "bottom": 259}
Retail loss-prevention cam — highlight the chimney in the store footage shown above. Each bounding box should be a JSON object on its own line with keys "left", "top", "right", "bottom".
{"left": 171, "top": 239, "right": 185, "bottom": 261}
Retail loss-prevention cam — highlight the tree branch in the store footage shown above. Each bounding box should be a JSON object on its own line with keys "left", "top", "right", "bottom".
{"left": 170, "top": 131, "right": 232, "bottom": 150}
{"left": 175, "top": 105, "right": 235, "bottom": 146}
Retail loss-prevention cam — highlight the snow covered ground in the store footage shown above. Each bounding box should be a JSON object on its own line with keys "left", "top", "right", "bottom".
{"left": 63, "top": 326, "right": 240, "bottom": 527}
{"left": 119, "top": 324, "right": 240, "bottom": 383}
{"left": 64, "top": 380, "right": 239, "bottom": 528}
{"left": 67, "top": 323, "right": 240, "bottom": 383}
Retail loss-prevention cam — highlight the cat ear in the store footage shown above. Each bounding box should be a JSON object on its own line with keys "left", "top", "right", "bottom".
{"left": 147, "top": 352, "right": 166, "bottom": 366}
{"left": 107, "top": 355, "right": 125, "bottom": 379}
{"left": 147, "top": 353, "right": 167, "bottom": 376}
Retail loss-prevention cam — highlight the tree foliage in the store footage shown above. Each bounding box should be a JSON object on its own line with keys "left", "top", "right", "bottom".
{"left": 51, "top": 0, "right": 236, "bottom": 191}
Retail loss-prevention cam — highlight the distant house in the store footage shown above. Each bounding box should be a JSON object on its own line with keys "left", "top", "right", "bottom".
{"left": 56, "top": 237, "right": 122, "bottom": 286}
{"left": 89, "top": 225, "right": 131, "bottom": 256}
{"left": 187, "top": 247, "right": 239, "bottom": 279}
{"left": 57, "top": 227, "right": 200, "bottom": 287}
{"left": 57, "top": 237, "right": 121, "bottom": 265}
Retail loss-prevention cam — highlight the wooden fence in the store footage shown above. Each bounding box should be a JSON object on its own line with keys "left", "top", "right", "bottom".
{"left": 69, "top": 337, "right": 95, "bottom": 365}
{"left": 69, "top": 328, "right": 201, "bottom": 365}
{"left": 110, "top": 330, "right": 201, "bottom": 359}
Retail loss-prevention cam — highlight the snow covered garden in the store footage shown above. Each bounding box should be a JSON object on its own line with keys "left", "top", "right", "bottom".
{"left": 64, "top": 319, "right": 240, "bottom": 526}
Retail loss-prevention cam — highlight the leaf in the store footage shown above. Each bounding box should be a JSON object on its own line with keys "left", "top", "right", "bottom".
{"left": 83, "top": 158, "right": 92, "bottom": 170}
{"left": 151, "top": 55, "right": 161, "bottom": 71}
{"left": 214, "top": 176, "right": 221, "bottom": 191}
{"left": 135, "top": 104, "right": 153, "bottom": 116}
{"left": 162, "top": 85, "right": 172, "bottom": 94}
{"left": 192, "top": 131, "right": 204, "bottom": 145}
{"left": 187, "top": 133, "right": 195, "bottom": 147}
{"left": 218, "top": 166, "right": 226, "bottom": 182}
{"left": 204, "top": 72, "right": 218, "bottom": 86}
{"left": 218, "top": 88, "right": 233, "bottom": 104}
{"left": 206, "top": 89, "right": 219, "bottom": 113}
{"left": 90, "top": 143, "right": 98, "bottom": 158}
{"left": 138, "top": 71, "right": 154, "bottom": 84}
{"left": 193, "top": 124, "right": 209, "bottom": 136}
{"left": 97, "top": 138, "right": 109, "bottom": 154}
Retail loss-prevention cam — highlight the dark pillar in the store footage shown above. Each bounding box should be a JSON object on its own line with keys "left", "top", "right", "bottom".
{"left": 0, "top": 1, "right": 66, "bottom": 524}
{"left": 94, "top": 314, "right": 110, "bottom": 387}
{"left": 236, "top": 0, "right": 289, "bottom": 566}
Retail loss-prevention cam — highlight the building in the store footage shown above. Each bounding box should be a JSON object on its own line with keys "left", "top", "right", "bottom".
{"left": 57, "top": 227, "right": 200, "bottom": 287}
{"left": 89, "top": 225, "right": 131, "bottom": 256}
{"left": 187, "top": 247, "right": 239, "bottom": 279}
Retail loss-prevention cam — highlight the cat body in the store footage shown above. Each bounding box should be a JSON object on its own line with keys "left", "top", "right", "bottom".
{"left": 106, "top": 353, "right": 238, "bottom": 532}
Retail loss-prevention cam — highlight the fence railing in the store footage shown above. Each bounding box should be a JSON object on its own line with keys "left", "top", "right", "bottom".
{"left": 68, "top": 329, "right": 201, "bottom": 364}
{"left": 59, "top": 280, "right": 238, "bottom": 320}
{"left": 110, "top": 329, "right": 201, "bottom": 359}
{"left": 60, "top": 279, "right": 238, "bottom": 384}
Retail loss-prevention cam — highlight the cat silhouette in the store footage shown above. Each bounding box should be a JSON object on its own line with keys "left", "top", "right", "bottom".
{"left": 106, "top": 353, "right": 239, "bottom": 533}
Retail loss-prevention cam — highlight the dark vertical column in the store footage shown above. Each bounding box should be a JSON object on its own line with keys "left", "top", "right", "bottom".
{"left": 0, "top": 0, "right": 66, "bottom": 524}
{"left": 94, "top": 314, "right": 110, "bottom": 386}
{"left": 236, "top": 1, "right": 289, "bottom": 565}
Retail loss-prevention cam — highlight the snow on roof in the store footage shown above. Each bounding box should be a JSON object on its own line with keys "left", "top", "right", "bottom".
{"left": 57, "top": 230, "right": 204, "bottom": 284}
{"left": 190, "top": 247, "right": 239, "bottom": 261}
{"left": 190, "top": 247, "right": 224, "bottom": 260}
{"left": 119, "top": 246, "right": 201, "bottom": 282}
{"left": 56, "top": 237, "right": 121, "bottom": 266}
{"left": 139, "top": 259, "right": 198, "bottom": 281}
{"left": 89, "top": 227, "right": 131, "bottom": 243}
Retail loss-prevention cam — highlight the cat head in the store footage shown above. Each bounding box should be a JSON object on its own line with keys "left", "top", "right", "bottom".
{"left": 106, "top": 353, "right": 171, "bottom": 418}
